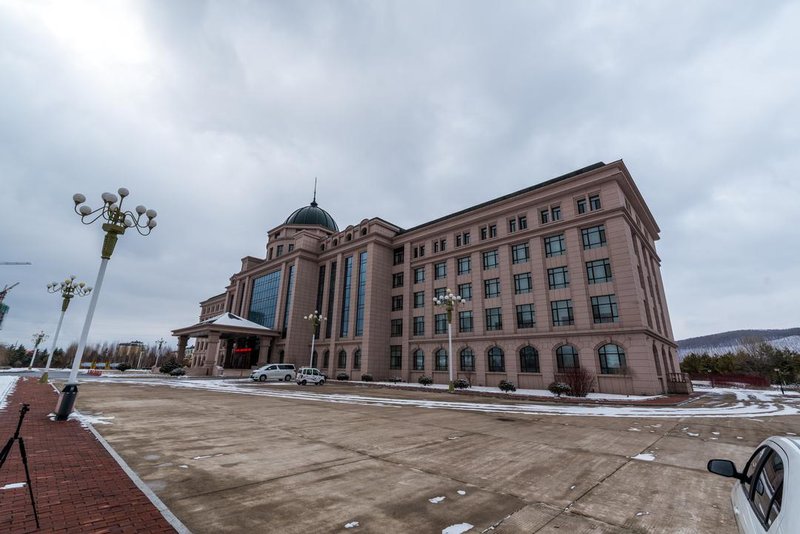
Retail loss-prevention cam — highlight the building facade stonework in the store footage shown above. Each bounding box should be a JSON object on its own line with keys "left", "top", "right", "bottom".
{"left": 174, "top": 161, "right": 687, "bottom": 395}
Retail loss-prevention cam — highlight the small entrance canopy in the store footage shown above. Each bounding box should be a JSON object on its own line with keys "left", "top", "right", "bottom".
{"left": 172, "top": 312, "right": 280, "bottom": 375}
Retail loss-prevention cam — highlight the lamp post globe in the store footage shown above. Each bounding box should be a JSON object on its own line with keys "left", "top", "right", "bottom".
{"left": 55, "top": 188, "right": 157, "bottom": 421}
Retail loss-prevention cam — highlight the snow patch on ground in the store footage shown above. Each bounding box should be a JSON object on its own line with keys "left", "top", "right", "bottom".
{"left": 69, "top": 412, "right": 114, "bottom": 428}
{"left": 457, "top": 490, "right": 466, "bottom": 496}
{"left": 367, "top": 381, "right": 661, "bottom": 401}
{"left": 632, "top": 453, "right": 656, "bottom": 461}
{"left": 92, "top": 377, "right": 800, "bottom": 419}
{"left": 442, "top": 523, "right": 474, "bottom": 534}
{"left": 1, "top": 482, "right": 26, "bottom": 490}
{"left": 192, "top": 453, "right": 224, "bottom": 460}
{"left": 429, "top": 496, "right": 446, "bottom": 504}
{"left": 344, "top": 521, "right": 359, "bottom": 528}
{"left": 0, "top": 376, "right": 17, "bottom": 411}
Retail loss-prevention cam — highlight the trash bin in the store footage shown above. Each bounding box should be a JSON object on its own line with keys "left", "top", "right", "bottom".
{"left": 54, "top": 384, "right": 78, "bottom": 421}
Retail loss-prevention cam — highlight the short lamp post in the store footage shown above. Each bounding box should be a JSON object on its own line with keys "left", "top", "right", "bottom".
{"left": 41, "top": 276, "right": 92, "bottom": 383}
{"left": 27, "top": 330, "right": 48, "bottom": 370}
{"left": 774, "top": 368, "right": 786, "bottom": 395}
{"left": 55, "top": 188, "right": 157, "bottom": 421}
{"left": 303, "top": 311, "right": 326, "bottom": 368}
{"left": 433, "top": 288, "right": 465, "bottom": 393}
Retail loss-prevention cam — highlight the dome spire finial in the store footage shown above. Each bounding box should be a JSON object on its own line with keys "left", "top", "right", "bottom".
{"left": 311, "top": 177, "right": 318, "bottom": 207}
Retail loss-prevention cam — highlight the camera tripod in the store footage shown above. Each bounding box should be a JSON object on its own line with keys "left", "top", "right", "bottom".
{"left": 0, "top": 403, "right": 40, "bottom": 529}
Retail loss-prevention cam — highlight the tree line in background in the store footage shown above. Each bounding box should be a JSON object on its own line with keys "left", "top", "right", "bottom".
{"left": 679, "top": 338, "right": 799, "bottom": 385}
{"left": 0, "top": 341, "right": 174, "bottom": 369}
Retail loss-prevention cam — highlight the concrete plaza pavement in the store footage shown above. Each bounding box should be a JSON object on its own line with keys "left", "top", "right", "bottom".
{"left": 71, "top": 379, "right": 800, "bottom": 533}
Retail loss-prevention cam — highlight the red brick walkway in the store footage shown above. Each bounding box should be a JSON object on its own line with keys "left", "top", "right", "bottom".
{"left": 0, "top": 378, "right": 176, "bottom": 533}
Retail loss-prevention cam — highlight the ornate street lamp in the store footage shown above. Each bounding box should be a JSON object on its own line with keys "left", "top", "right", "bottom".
{"left": 154, "top": 337, "right": 166, "bottom": 368}
{"left": 40, "top": 276, "right": 92, "bottom": 383}
{"left": 55, "top": 188, "right": 157, "bottom": 421}
{"left": 27, "top": 330, "right": 48, "bottom": 370}
{"left": 303, "top": 311, "right": 326, "bottom": 368}
{"left": 433, "top": 288, "right": 466, "bottom": 392}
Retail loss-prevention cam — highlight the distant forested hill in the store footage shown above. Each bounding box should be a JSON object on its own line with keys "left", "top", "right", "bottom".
{"left": 677, "top": 328, "right": 800, "bottom": 359}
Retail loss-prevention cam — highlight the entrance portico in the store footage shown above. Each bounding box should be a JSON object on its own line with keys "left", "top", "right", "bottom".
{"left": 172, "top": 313, "right": 279, "bottom": 376}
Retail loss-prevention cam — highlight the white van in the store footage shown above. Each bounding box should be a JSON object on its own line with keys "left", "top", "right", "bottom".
{"left": 296, "top": 367, "right": 326, "bottom": 385}
{"left": 250, "top": 364, "right": 296, "bottom": 382}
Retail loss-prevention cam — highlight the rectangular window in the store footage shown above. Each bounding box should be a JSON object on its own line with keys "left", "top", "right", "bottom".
{"left": 413, "top": 247, "right": 418, "bottom": 259}
{"left": 414, "top": 291, "right": 425, "bottom": 308}
{"left": 591, "top": 295, "right": 619, "bottom": 323}
{"left": 551, "top": 205, "right": 561, "bottom": 221}
{"left": 392, "top": 272, "right": 404, "bottom": 288}
{"left": 392, "top": 295, "right": 403, "bottom": 311}
{"left": 288, "top": 244, "right": 294, "bottom": 252}
{"left": 419, "top": 245, "right": 425, "bottom": 257}
{"left": 457, "top": 256, "right": 471, "bottom": 275}
{"left": 463, "top": 232, "right": 470, "bottom": 245}
{"left": 249, "top": 270, "right": 282, "bottom": 328}
{"left": 434, "top": 313, "right": 448, "bottom": 334}
{"left": 482, "top": 249, "right": 499, "bottom": 270}
{"left": 489, "top": 225, "right": 497, "bottom": 238}
{"left": 354, "top": 252, "right": 368, "bottom": 336}
{"left": 586, "top": 259, "right": 612, "bottom": 284}
{"left": 484, "top": 278, "right": 501, "bottom": 298}
{"left": 433, "top": 241, "right": 439, "bottom": 253}
{"left": 440, "top": 239, "right": 447, "bottom": 252}
{"left": 582, "top": 225, "right": 607, "bottom": 249}
{"left": 589, "top": 194, "right": 602, "bottom": 211}
{"left": 544, "top": 234, "right": 566, "bottom": 257}
{"left": 390, "top": 318, "right": 403, "bottom": 336}
{"left": 540, "top": 209, "right": 549, "bottom": 224}
{"left": 576, "top": 198, "right": 587, "bottom": 214}
{"left": 325, "top": 262, "right": 337, "bottom": 338}
{"left": 516, "top": 304, "right": 536, "bottom": 328}
{"left": 518, "top": 216, "right": 527, "bottom": 230}
{"left": 276, "top": 244, "right": 284, "bottom": 257}
{"left": 480, "top": 226, "right": 488, "bottom": 240}
{"left": 514, "top": 273, "right": 532, "bottom": 294}
{"left": 339, "top": 256, "right": 354, "bottom": 337}
{"left": 413, "top": 350, "right": 424, "bottom": 370}
{"left": 548, "top": 266, "right": 569, "bottom": 289}
{"left": 459, "top": 311, "right": 473, "bottom": 333}
{"left": 434, "top": 287, "right": 446, "bottom": 299}
{"left": 511, "top": 243, "right": 529, "bottom": 264}
{"left": 458, "top": 283, "right": 472, "bottom": 302}
{"left": 413, "top": 316, "right": 424, "bottom": 336}
{"left": 455, "top": 234, "right": 462, "bottom": 247}
{"left": 414, "top": 267, "right": 425, "bottom": 283}
{"left": 390, "top": 346, "right": 402, "bottom": 369}
{"left": 508, "top": 218, "right": 517, "bottom": 233}
{"left": 485, "top": 308, "right": 503, "bottom": 331}
{"left": 435, "top": 262, "right": 447, "bottom": 280}
{"left": 393, "top": 247, "right": 404, "bottom": 265}
{"left": 551, "top": 299, "right": 574, "bottom": 326}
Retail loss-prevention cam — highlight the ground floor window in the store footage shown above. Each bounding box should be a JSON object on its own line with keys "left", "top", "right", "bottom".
{"left": 488, "top": 347, "right": 505, "bottom": 372}
{"left": 435, "top": 349, "right": 448, "bottom": 371}
{"left": 519, "top": 346, "right": 540, "bottom": 373}
{"left": 337, "top": 350, "right": 347, "bottom": 369}
{"left": 556, "top": 345, "right": 579, "bottom": 371}
{"left": 353, "top": 349, "right": 361, "bottom": 370}
{"left": 413, "top": 349, "right": 425, "bottom": 370}
{"left": 598, "top": 344, "right": 626, "bottom": 374}
{"left": 323, "top": 350, "right": 330, "bottom": 368}
{"left": 460, "top": 348, "right": 475, "bottom": 371}
{"left": 390, "top": 346, "right": 402, "bottom": 369}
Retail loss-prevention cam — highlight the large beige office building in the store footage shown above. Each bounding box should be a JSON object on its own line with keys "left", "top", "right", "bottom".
{"left": 173, "top": 161, "right": 687, "bottom": 395}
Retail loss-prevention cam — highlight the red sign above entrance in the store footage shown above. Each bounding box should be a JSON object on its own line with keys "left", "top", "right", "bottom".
{"left": 233, "top": 348, "right": 253, "bottom": 353}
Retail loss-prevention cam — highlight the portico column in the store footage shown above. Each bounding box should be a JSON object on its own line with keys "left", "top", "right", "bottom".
{"left": 177, "top": 335, "right": 188, "bottom": 363}
{"left": 205, "top": 332, "right": 220, "bottom": 375}
{"left": 256, "top": 336, "right": 270, "bottom": 366}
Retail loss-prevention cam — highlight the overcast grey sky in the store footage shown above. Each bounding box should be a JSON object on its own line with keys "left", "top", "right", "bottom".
{"left": 1, "top": 0, "right": 799, "bottom": 350}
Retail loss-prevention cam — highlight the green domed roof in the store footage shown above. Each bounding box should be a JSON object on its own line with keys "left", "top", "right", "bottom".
{"left": 284, "top": 200, "right": 339, "bottom": 232}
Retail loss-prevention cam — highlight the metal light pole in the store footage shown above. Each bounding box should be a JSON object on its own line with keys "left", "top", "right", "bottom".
{"left": 303, "top": 311, "right": 326, "bottom": 368}
{"left": 55, "top": 188, "right": 157, "bottom": 421}
{"left": 41, "top": 276, "right": 92, "bottom": 383}
{"left": 154, "top": 337, "right": 166, "bottom": 368}
{"left": 27, "top": 331, "right": 48, "bottom": 370}
{"left": 774, "top": 368, "right": 786, "bottom": 395}
{"left": 433, "top": 288, "right": 465, "bottom": 393}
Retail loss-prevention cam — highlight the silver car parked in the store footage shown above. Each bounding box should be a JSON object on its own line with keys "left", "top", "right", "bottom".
{"left": 250, "top": 363, "right": 296, "bottom": 382}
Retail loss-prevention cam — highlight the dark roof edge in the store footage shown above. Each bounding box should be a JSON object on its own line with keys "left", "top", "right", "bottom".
{"left": 398, "top": 162, "right": 606, "bottom": 235}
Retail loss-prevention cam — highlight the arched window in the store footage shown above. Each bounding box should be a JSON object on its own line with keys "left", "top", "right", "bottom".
{"left": 323, "top": 350, "right": 330, "bottom": 369}
{"left": 460, "top": 348, "right": 475, "bottom": 371}
{"left": 337, "top": 350, "right": 347, "bottom": 369}
{"left": 279, "top": 350, "right": 285, "bottom": 363}
{"left": 556, "top": 345, "right": 579, "bottom": 372}
{"left": 361, "top": 228, "right": 367, "bottom": 236}
{"left": 488, "top": 347, "right": 505, "bottom": 372}
{"left": 413, "top": 349, "right": 425, "bottom": 371}
{"left": 599, "top": 344, "right": 626, "bottom": 374}
{"left": 353, "top": 349, "right": 361, "bottom": 370}
{"left": 435, "top": 349, "right": 448, "bottom": 371}
{"left": 333, "top": 238, "right": 338, "bottom": 246}
{"left": 519, "top": 346, "right": 540, "bottom": 373}
{"left": 311, "top": 350, "right": 318, "bottom": 368}
{"left": 346, "top": 233, "right": 352, "bottom": 241}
